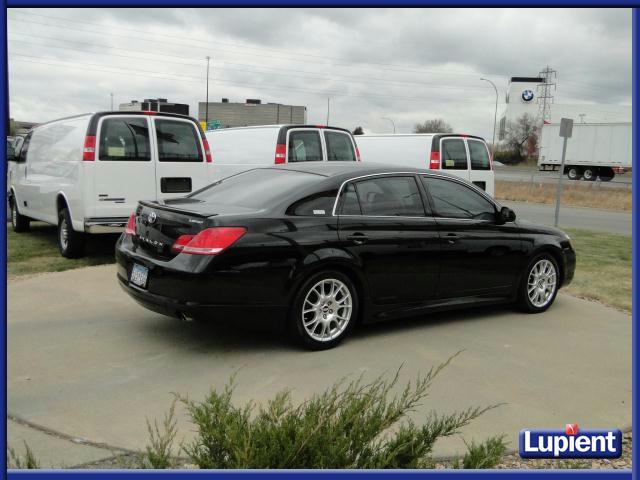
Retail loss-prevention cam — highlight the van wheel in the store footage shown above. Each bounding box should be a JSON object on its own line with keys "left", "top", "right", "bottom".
{"left": 289, "top": 271, "right": 358, "bottom": 350}
{"left": 516, "top": 253, "right": 559, "bottom": 313}
{"left": 57, "top": 208, "right": 85, "bottom": 258}
{"left": 10, "top": 198, "right": 30, "bottom": 232}
{"left": 566, "top": 167, "right": 581, "bottom": 180}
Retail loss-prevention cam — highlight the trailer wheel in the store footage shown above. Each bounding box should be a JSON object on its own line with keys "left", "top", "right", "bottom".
{"left": 598, "top": 167, "right": 614, "bottom": 182}
{"left": 582, "top": 168, "right": 596, "bottom": 181}
{"left": 566, "top": 167, "right": 582, "bottom": 181}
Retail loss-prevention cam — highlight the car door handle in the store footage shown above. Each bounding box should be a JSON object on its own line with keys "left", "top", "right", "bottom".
{"left": 445, "top": 233, "right": 459, "bottom": 244}
{"left": 347, "top": 233, "right": 368, "bottom": 245}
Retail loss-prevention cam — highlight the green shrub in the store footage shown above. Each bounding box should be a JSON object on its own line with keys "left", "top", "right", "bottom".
{"left": 140, "top": 399, "right": 179, "bottom": 469}
{"left": 452, "top": 435, "right": 507, "bottom": 469}
{"left": 178, "top": 355, "right": 506, "bottom": 469}
{"left": 8, "top": 441, "right": 40, "bottom": 469}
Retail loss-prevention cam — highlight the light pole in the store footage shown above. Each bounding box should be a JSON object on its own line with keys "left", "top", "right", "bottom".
{"left": 110, "top": 92, "right": 114, "bottom": 110}
{"left": 205, "top": 56, "right": 211, "bottom": 126}
{"left": 381, "top": 116, "right": 396, "bottom": 133}
{"left": 326, "top": 98, "right": 330, "bottom": 125}
{"left": 480, "top": 78, "right": 498, "bottom": 155}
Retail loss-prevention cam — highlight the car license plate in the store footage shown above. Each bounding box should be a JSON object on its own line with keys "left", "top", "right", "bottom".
{"left": 130, "top": 264, "right": 149, "bottom": 289}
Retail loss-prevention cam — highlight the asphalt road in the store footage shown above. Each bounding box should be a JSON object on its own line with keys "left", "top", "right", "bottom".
{"left": 501, "top": 201, "right": 632, "bottom": 236}
{"left": 495, "top": 166, "right": 633, "bottom": 189}
{"left": 7, "top": 265, "right": 631, "bottom": 465}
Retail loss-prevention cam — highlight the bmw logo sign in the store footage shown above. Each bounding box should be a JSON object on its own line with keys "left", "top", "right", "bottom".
{"left": 521, "top": 89, "right": 535, "bottom": 103}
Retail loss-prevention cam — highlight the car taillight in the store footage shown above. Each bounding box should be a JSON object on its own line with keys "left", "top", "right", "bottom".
{"left": 356, "top": 146, "right": 361, "bottom": 162}
{"left": 203, "top": 138, "right": 213, "bottom": 163}
{"left": 274, "top": 144, "right": 286, "bottom": 164}
{"left": 171, "top": 227, "right": 247, "bottom": 255}
{"left": 429, "top": 151, "right": 440, "bottom": 169}
{"left": 82, "top": 135, "right": 96, "bottom": 161}
{"left": 124, "top": 213, "right": 136, "bottom": 236}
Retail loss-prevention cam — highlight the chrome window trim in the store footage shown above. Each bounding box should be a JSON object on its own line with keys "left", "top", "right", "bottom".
{"left": 331, "top": 171, "right": 500, "bottom": 218}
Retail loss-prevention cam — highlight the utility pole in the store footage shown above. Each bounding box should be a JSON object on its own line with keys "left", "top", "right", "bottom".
{"left": 554, "top": 118, "right": 573, "bottom": 227}
{"left": 381, "top": 116, "right": 396, "bottom": 133}
{"left": 480, "top": 78, "right": 498, "bottom": 155}
{"left": 579, "top": 113, "right": 586, "bottom": 124}
{"left": 326, "top": 98, "right": 330, "bottom": 125}
{"left": 205, "top": 56, "right": 211, "bottom": 125}
{"left": 110, "top": 93, "right": 114, "bottom": 110}
{"left": 536, "top": 66, "right": 557, "bottom": 125}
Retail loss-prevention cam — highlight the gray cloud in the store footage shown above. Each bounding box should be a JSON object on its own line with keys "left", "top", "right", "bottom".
{"left": 8, "top": 7, "right": 632, "bottom": 138}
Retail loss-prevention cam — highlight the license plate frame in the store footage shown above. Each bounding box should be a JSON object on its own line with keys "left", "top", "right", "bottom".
{"left": 130, "top": 263, "right": 149, "bottom": 289}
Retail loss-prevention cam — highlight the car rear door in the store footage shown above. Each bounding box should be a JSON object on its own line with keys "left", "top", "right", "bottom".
{"left": 336, "top": 174, "right": 441, "bottom": 305}
{"left": 92, "top": 115, "right": 157, "bottom": 219}
{"left": 467, "top": 138, "right": 494, "bottom": 196}
{"left": 151, "top": 117, "right": 210, "bottom": 199}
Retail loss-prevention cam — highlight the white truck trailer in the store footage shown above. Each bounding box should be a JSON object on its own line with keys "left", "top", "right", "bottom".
{"left": 538, "top": 122, "right": 632, "bottom": 181}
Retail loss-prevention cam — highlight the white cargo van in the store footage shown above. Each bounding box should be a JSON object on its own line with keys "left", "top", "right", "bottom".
{"left": 354, "top": 134, "right": 495, "bottom": 196}
{"left": 7, "top": 111, "right": 213, "bottom": 257}
{"left": 205, "top": 124, "right": 360, "bottom": 181}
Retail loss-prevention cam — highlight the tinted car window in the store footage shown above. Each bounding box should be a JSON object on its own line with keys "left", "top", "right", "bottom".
{"left": 156, "top": 119, "right": 202, "bottom": 162}
{"left": 192, "top": 169, "right": 322, "bottom": 209}
{"left": 422, "top": 176, "right": 495, "bottom": 220}
{"left": 441, "top": 138, "right": 467, "bottom": 170}
{"left": 99, "top": 117, "right": 150, "bottom": 161}
{"left": 288, "top": 131, "right": 323, "bottom": 162}
{"left": 325, "top": 131, "right": 356, "bottom": 161}
{"left": 351, "top": 176, "right": 425, "bottom": 217}
{"left": 469, "top": 140, "right": 491, "bottom": 170}
{"left": 340, "top": 183, "right": 362, "bottom": 215}
{"left": 288, "top": 189, "right": 338, "bottom": 216}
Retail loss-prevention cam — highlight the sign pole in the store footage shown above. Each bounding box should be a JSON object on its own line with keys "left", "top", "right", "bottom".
{"left": 554, "top": 118, "right": 573, "bottom": 227}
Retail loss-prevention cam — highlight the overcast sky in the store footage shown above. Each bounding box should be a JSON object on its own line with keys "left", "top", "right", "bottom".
{"left": 7, "top": 8, "right": 632, "bottom": 139}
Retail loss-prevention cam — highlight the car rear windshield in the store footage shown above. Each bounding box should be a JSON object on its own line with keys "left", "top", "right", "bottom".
{"left": 191, "top": 169, "right": 323, "bottom": 209}
{"left": 156, "top": 119, "right": 203, "bottom": 162}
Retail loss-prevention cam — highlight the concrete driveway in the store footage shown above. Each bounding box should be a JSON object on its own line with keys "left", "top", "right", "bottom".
{"left": 7, "top": 265, "right": 632, "bottom": 466}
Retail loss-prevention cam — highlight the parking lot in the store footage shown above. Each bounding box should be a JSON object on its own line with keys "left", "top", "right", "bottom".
{"left": 8, "top": 264, "right": 631, "bottom": 466}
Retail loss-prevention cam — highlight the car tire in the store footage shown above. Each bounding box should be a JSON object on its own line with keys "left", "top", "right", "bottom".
{"left": 516, "top": 253, "right": 560, "bottom": 313}
{"left": 289, "top": 271, "right": 358, "bottom": 350}
{"left": 10, "top": 197, "right": 30, "bottom": 232}
{"left": 57, "top": 207, "right": 85, "bottom": 258}
{"left": 566, "top": 167, "right": 581, "bottom": 181}
{"left": 582, "top": 168, "right": 596, "bottom": 181}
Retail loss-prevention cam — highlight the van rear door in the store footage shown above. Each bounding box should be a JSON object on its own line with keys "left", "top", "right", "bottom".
{"left": 467, "top": 138, "right": 494, "bottom": 196}
{"left": 92, "top": 115, "right": 157, "bottom": 220}
{"left": 151, "top": 117, "right": 210, "bottom": 198}
{"left": 439, "top": 137, "right": 471, "bottom": 182}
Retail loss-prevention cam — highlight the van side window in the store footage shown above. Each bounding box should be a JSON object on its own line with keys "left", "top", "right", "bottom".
{"left": 288, "top": 131, "right": 323, "bottom": 162}
{"left": 99, "top": 118, "right": 150, "bottom": 161}
{"left": 441, "top": 139, "right": 468, "bottom": 170}
{"left": 325, "top": 131, "right": 356, "bottom": 161}
{"left": 287, "top": 189, "right": 338, "bottom": 216}
{"left": 421, "top": 176, "right": 495, "bottom": 220}
{"left": 468, "top": 140, "right": 491, "bottom": 170}
{"left": 156, "top": 120, "right": 203, "bottom": 162}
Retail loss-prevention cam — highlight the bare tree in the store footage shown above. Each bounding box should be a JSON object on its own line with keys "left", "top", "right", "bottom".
{"left": 413, "top": 119, "right": 453, "bottom": 134}
{"left": 352, "top": 126, "right": 364, "bottom": 135}
{"left": 504, "top": 113, "right": 538, "bottom": 161}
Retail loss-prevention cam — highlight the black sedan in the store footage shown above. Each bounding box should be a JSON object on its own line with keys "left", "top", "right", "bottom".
{"left": 116, "top": 162, "right": 575, "bottom": 350}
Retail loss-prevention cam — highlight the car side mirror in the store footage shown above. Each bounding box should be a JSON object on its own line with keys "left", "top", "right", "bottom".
{"left": 498, "top": 206, "right": 516, "bottom": 224}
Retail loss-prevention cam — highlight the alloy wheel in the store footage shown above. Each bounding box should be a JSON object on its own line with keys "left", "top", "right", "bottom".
{"left": 59, "top": 218, "right": 69, "bottom": 251}
{"left": 527, "top": 259, "right": 557, "bottom": 308}
{"left": 302, "top": 278, "right": 353, "bottom": 342}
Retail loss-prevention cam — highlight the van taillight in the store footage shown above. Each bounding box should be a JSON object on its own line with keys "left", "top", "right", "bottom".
{"left": 124, "top": 213, "right": 136, "bottom": 236}
{"left": 82, "top": 136, "right": 96, "bottom": 161}
{"left": 203, "top": 138, "right": 213, "bottom": 163}
{"left": 274, "top": 144, "right": 286, "bottom": 164}
{"left": 171, "top": 227, "right": 247, "bottom": 255}
{"left": 429, "top": 151, "right": 440, "bottom": 169}
{"left": 356, "top": 146, "right": 361, "bottom": 162}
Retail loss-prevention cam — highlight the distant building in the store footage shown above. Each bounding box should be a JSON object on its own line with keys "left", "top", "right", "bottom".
{"left": 499, "top": 76, "right": 631, "bottom": 140}
{"left": 8, "top": 119, "right": 39, "bottom": 136}
{"left": 119, "top": 98, "right": 189, "bottom": 116}
{"left": 198, "top": 98, "right": 307, "bottom": 128}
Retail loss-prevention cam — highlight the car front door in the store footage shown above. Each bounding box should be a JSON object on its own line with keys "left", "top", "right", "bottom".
{"left": 420, "top": 175, "right": 524, "bottom": 298}
{"left": 336, "top": 174, "right": 441, "bottom": 305}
